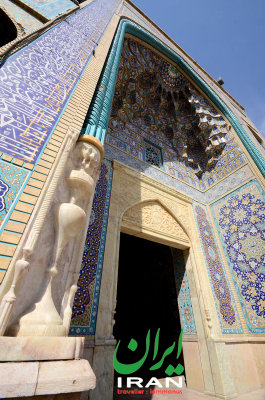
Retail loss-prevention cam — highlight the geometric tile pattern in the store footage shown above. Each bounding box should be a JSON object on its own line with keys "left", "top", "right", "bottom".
{"left": 0, "top": 0, "right": 119, "bottom": 164}
{"left": 173, "top": 249, "right": 197, "bottom": 335}
{"left": 211, "top": 180, "right": 265, "bottom": 333}
{"left": 194, "top": 203, "right": 243, "bottom": 333}
{"left": 70, "top": 159, "right": 113, "bottom": 336}
{"left": 106, "top": 37, "right": 247, "bottom": 192}
{"left": 0, "top": 160, "right": 29, "bottom": 229}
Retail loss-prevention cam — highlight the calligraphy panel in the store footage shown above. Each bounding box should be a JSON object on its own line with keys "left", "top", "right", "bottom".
{"left": 0, "top": 0, "right": 119, "bottom": 164}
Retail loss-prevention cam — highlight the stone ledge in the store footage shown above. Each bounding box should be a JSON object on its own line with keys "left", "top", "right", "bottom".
{"left": 214, "top": 337, "right": 265, "bottom": 344}
{"left": 0, "top": 362, "right": 38, "bottom": 398}
{"left": 0, "top": 336, "right": 84, "bottom": 362}
{"left": 0, "top": 359, "right": 96, "bottom": 399}
{"left": 35, "top": 359, "right": 96, "bottom": 395}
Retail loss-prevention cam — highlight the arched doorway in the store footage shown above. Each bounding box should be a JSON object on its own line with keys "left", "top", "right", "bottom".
{"left": 113, "top": 232, "right": 185, "bottom": 397}
{"left": 91, "top": 163, "right": 210, "bottom": 400}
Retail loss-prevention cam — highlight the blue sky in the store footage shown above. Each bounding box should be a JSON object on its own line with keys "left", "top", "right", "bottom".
{"left": 132, "top": 0, "right": 265, "bottom": 137}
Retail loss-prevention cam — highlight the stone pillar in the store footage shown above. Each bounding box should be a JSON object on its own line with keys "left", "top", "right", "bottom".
{"left": 16, "top": 137, "right": 102, "bottom": 337}
{"left": 0, "top": 134, "right": 104, "bottom": 399}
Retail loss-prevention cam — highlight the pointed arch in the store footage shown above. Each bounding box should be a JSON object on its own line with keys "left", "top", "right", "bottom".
{"left": 80, "top": 19, "right": 265, "bottom": 179}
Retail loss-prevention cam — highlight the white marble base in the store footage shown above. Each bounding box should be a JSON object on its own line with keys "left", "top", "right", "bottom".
{"left": 0, "top": 359, "right": 96, "bottom": 399}
{"left": 0, "top": 336, "right": 84, "bottom": 361}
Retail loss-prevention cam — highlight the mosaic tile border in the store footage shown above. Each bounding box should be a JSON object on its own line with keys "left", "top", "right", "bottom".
{"left": 88, "top": 160, "right": 113, "bottom": 334}
{"left": 70, "top": 159, "right": 113, "bottom": 336}
{"left": 193, "top": 203, "right": 243, "bottom": 334}
{"left": 173, "top": 249, "right": 197, "bottom": 335}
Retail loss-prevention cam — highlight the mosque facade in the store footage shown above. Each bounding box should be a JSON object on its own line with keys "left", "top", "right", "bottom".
{"left": 0, "top": 1, "right": 265, "bottom": 399}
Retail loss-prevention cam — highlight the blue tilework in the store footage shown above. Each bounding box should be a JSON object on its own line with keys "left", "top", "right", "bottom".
{"left": 211, "top": 180, "right": 265, "bottom": 334}
{"left": 0, "top": 0, "right": 120, "bottom": 163}
{"left": 70, "top": 159, "right": 113, "bottom": 336}
{"left": 194, "top": 203, "right": 243, "bottom": 334}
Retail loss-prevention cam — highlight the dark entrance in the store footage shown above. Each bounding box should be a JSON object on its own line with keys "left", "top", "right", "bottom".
{"left": 113, "top": 233, "right": 185, "bottom": 397}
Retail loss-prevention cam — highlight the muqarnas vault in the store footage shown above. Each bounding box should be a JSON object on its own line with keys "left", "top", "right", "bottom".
{"left": 0, "top": 1, "right": 264, "bottom": 400}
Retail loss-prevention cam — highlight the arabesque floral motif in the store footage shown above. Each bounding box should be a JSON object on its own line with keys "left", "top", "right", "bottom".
{"left": 194, "top": 204, "right": 243, "bottom": 333}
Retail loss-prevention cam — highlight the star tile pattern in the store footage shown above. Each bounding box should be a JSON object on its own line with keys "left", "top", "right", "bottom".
{"left": 211, "top": 181, "right": 265, "bottom": 333}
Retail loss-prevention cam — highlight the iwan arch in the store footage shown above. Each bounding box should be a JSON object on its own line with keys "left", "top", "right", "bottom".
{"left": 95, "top": 163, "right": 210, "bottom": 396}
{"left": 0, "top": 2, "right": 264, "bottom": 400}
